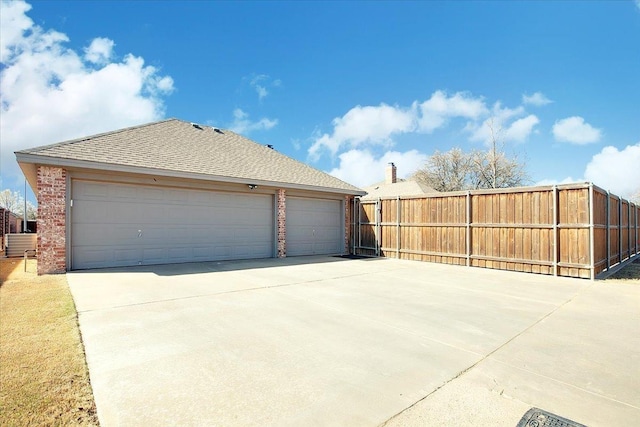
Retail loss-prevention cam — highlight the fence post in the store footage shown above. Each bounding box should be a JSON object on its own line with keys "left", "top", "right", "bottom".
{"left": 376, "top": 198, "right": 381, "bottom": 257}
{"left": 396, "top": 196, "right": 401, "bottom": 259}
{"left": 619, "top": 196, "right": 623, "bottom": 265}
{"left": 589, "top": 184, "right": 595, "bottom": 280}
{"left": 634, "top": 205, "right": 639, "bottom": 255}
{"left": 628, "top": 201, "right": 632, "bottom": 261}
{"left": 606, "top": 192, "right": 610, "bottom": 271}
{"left": 466, "top": 191, "right": 471, "bottom": 267}
{"left": 552, "top": 185, "right": 558, "bottom": 276}
{"left": 357, "top": 198, "right": 362, "bottom": 252}
{"left": 352, "top": 197, "right": 357, "bottom": 255}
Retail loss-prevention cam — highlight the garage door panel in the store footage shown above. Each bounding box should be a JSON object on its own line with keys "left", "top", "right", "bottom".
{"left": 147, "top": 207, "right": 168, "bottom": 223}
{"left": 113, "top": 227, "right": 141, "bottom": 243}
{"left": 212, "top": 246, "right": 231, "bottom": 258}
{"left": 139, "top": 187, "right": 164, "bottom": 201}
{"left": 192, "top": 246, "right": 211, "bottom": 258}
{"left": 115, "top": 185, "right": 137, "bottom": 200}
{"left": 142, "top": 248, "right": 165, "bottom": 263}
{"left": 286, "top": 197, "right": 343, "bottom": 256}
{"left": 167, "top": 227, "right": 188, "bottom": 240}
{"left": 114, "top": 249, "right": 139, "bottom": 263}
{"left": 71, "top": 181, "right": 274, "bottom": 269}
{"left": 166, "top": 207, "right": 183, "bottom": 222}
{"left": 164, "top": 189, "right": 187, "bottom": 203}
{"left": 74, "top": 249, "right": 112, "bottom": 267}
{"left": 314, "top": 242, "right": 338, "bottom": 254}
{"left": 78, "top": 182, "right": 109, "bottom": 198}
{"left": 168, "top": 247, "right": 191, "bottom": 261}
{"left": 74, "top": 200, "right": 109, "bottom": 223}
{"left": 142, "top": 226, "right": 168, "bottom": 241}
{"left": 291, "top": 242, "right": 313, "bottom": 254}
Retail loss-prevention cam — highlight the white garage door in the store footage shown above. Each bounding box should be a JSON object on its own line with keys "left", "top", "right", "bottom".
{"left": 286, "top": 197, "right": 343, "bottom": 256}
{"left": 71, "top": 181, "right": 274, "bottom": 270}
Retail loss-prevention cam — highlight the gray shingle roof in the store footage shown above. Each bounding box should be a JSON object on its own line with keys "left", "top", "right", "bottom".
{"left": 16, "top": 118, "right": 363, "bottom": 194}
{"left": 361, "top": 179, "right": 437, "bottom": 200}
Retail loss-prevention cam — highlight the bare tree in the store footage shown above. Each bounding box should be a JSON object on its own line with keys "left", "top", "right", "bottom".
{"left": 468, "top": 149, "right": 528, "bottom": 189}
{"left": 413, "top": 120, "right": 529, "bottom": 192}
{"left": 466, "top": 117, "right": 528, "bottom": 189}
{"left": 487, "top": 118, "right": 500, "bottom": 188}
{"left": 412, "top": 148, "right": 472, "bottom": 191}
{"left": 0, "top": 189, "right": 37, "bottom": 220}
{"left": 0, "top": 190, "right": 20, "bottom": 212}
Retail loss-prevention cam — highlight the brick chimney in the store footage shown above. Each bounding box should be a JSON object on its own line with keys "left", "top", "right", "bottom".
{"left": 385, "top": 162, "right": 397, "bottom": 184}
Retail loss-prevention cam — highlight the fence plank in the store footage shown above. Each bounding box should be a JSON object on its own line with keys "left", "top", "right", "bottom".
{"left": 353, "top": 183, "right": 630, "bottom": 279}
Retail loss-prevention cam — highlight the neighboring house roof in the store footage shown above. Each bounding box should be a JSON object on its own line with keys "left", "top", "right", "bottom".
{"left": 361, "top": 179, "right": 437, "bottom": 200}
{"left": 16, "top": 118, "right": 364, "bottom": 195}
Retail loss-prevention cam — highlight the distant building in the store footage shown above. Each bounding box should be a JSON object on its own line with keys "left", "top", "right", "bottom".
{"left": 1, "top": 208, "right": 22, "bottom": 254}
{"left": 1, "top": 208, "right": 21, "bottom": 234}
{"left": 361, "top": 163, "right": 437, "bottom": 200}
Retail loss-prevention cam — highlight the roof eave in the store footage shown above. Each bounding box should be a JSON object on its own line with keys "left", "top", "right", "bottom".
{"left": 17, "top": 159, "right": 38, "bottom": 194}
{"left": 15, "top": 153, "right": 366, "bottom": 196}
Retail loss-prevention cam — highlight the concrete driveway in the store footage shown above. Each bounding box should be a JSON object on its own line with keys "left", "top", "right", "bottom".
{"left": 67, "top": 256, "right": 640, "bottom": 427}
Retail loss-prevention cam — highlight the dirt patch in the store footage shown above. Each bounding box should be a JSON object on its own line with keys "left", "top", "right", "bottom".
{"left": 0, "top": 257, "right": 36, "bottom": 282}
{"left": 0, "top": 258, "right": 99, "bottom": 426}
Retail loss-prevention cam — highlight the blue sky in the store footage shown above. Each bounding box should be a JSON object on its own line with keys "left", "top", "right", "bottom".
{"left": 2, "top": 0, "right": 639, "bottom": 204}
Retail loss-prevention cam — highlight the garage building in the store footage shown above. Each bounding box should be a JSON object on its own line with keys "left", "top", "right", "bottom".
{"left": 16, "top": 119, "right": 364, "bottom": 274}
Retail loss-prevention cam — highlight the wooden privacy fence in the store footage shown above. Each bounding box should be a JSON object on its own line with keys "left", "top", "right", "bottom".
{"left": 352, "top": 183, "right": 639, "bottom": 279}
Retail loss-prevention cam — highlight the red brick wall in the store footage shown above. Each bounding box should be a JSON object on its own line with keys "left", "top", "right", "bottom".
{"left": 277, "top": 189, "right": 286, "bottom": 257}
{"left": 345, "top": 195, "right": 353, "bottom": 254}
{"left": 37, "top": 166, "right": 67, "bottom": 274}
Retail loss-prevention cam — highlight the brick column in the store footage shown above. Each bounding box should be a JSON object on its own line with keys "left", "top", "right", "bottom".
{"left": 277, "top": 189, "right": 286, "bottom": 258}
{"left": 37, "top": 166, "right": 67, "bottom": 274}
{"left": 345, "top": 195, "right": 353, "bottom": 254}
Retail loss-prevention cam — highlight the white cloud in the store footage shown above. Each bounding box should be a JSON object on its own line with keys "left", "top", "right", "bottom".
{"left": 552, "top": 116, "right": 602, "bottom": 144}
{"left": 249, "top": 74, "right": 280, "bottom": 101}
{"left": 84, "top": 37, "right": 114, "bottom": 64}
{"left": 417, "top": 90, "right": 488, "bottom": 132}
{"left": 309, "top": 91, "right": 544, "bottom": 162}
{"left": 309, "top": 103, "right": 417, "bottom": 159}
{"left": 309, "top": 91, "right": 492, "bottom": 160}
{"left": 504, "top": 114, "right": 540, "bottom": 142}
{"left": 467, "top": 103, "right": 537, "bottom": 144}
{"left": 228, "top": 108, "right": 277, "bottom": 134}
{"left": 0, "top": 0, "right": 32, "bottom": 61}
{"left": 327, "top": 149, "right": 428, "bottom": 188}
{"left": 522, "top": 92, "right": 552, "bottom": 106}
{"left": 534, "top": 177, "right": 581, "bottom": 186}
{"left": 584, "top": 143, "right": 640, "bottom": 198}
{"left": 0, "top": 0, "right": 174, "bottom": 185}
{"left": 636, "top": 0, "right": 640, "bottom": 11}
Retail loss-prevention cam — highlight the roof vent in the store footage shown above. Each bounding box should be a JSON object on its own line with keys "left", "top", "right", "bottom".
{"left": 212, "top": 127, "right": 224, "bottom": 134}
{"left": 191, "top": 123, "right": 203, "bottom": 130}
{"left": 266, "top": 144, "right": 274, "bottom": 149}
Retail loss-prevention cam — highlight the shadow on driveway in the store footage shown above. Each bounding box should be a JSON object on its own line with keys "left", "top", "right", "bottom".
{"left": 70, "top": 254, "right": 382, "bottom": 277}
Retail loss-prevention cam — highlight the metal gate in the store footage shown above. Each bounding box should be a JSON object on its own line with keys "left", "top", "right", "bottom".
{"left": 351, "top": 197, "right": 381, "bottom": 257}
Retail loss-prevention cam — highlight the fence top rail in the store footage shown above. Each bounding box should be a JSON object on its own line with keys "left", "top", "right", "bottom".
{"left": 591, "top": 183, "right": 610, "bottom": 195}
{"left": 355, "top": 182, "right": 638, "bottom": 209}
{"left": 591, "top": 185, "right": 637, "bottom": 208}
{"left": 356, "top": 182, "right": 597, "bottom": 201}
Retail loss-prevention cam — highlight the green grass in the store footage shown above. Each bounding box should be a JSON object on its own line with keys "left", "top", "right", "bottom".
{"left": 0, "top": 259, "right": 99, "bottom": 426}
{"left": 605, "top": 257, "right": 640, "bottom": 282}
